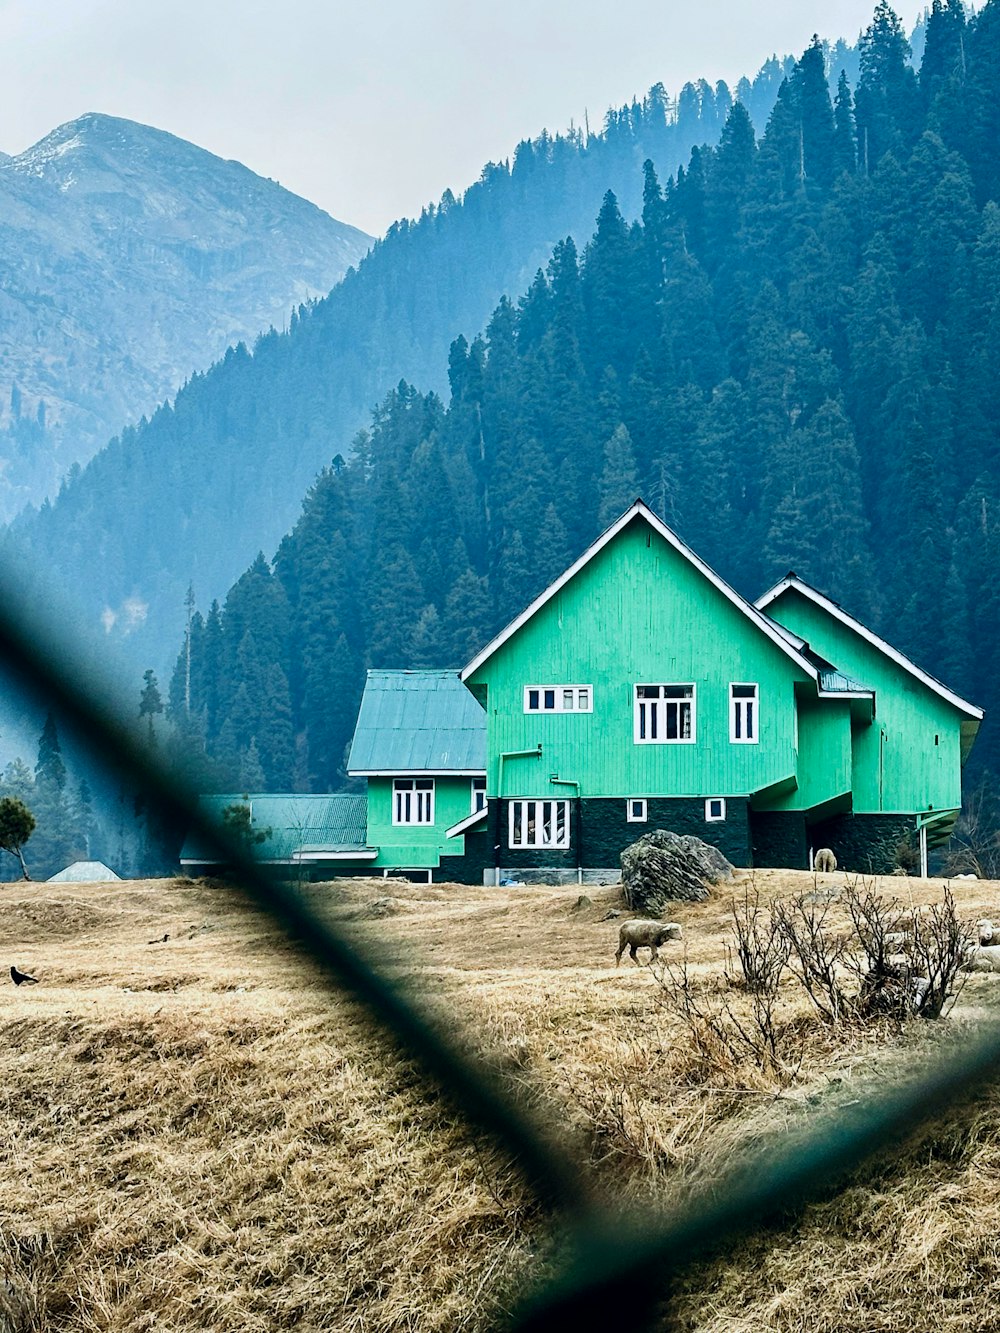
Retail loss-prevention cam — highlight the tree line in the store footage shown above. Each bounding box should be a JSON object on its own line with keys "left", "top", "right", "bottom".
{"left": 155, "top": 2, "right": 1000, "bottom": 823}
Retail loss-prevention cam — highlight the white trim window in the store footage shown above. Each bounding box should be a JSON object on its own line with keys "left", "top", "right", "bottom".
{"left": 471, "top": 777, "right": 487, "bottom": 813}
{"left": 730, "top": 683, "right": 759, "bottom": 743}
{"left": 626, "top": 798, "right": 647, "bottom": 823}
{"left": 524, "top": 685, "right": 593, "bottom": 713}
{"left": 705, "top": 798, "right": 726, "bottom": 822}
{"left": 634, "top": 684, "right": 695, "bottom": 743}
{"left": 508, "top": 799, "right": 570, "bottom": 849}
{"left": 393, "top": 778, "right": 435, "bottom": 825}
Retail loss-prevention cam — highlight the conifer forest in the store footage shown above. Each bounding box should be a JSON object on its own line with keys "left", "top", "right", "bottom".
{"left": 154, "top": 3, "right": 1000, "bottom": 825}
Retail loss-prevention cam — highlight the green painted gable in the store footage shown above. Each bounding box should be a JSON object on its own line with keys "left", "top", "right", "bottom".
{"left": 464, "top": 508, "right": 815, "bottom": 802}
{"left": 761, "top": 582, "right": 981, "bottom": 815}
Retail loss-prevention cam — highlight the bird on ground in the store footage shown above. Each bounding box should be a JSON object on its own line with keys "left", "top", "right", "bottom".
{"left": 10, "top": 966, "right": 38, "bottom": 986}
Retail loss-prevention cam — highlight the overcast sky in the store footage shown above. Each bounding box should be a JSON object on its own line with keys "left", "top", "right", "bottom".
{"left": 1, "top": 1, "right": 890, "bottom": 236}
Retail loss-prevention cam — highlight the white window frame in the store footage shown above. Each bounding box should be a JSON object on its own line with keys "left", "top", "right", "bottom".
{"left": 633, "top": 684, "right": 696, "bottom": 744}
{"left": 730, "top": 683, "right": 759, "bottom": 744}
{"left": 471, "top": 777, "right": 487, "bottom": 814}
{"left": 705, "top": 797, "right": 726, "bottom": 822}
{"left": 392, "top": 778, "right": 435, "bottom": 826}
{"left": 523, "top": 685, "right": 593, "bottom": 713}
{"left": 626, "top": 798, "right": 648, "bottom": 823}
{"left": 508, "top": 799, "right": 571, "bottom": 850}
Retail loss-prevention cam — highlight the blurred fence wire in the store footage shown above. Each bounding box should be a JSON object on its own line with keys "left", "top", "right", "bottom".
{"left": 2, "top": 573, "right": 997, "bottom": 1332}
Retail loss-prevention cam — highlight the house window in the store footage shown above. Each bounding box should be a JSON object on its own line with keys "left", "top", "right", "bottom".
{"left": 634, "top": 685, "right": 695, "bottom": 743}
{"left": 508, "top": 799, "right": 570, "bottom": 849}
{"left": 471, "top": 777, "right": 487, "bottom": 813}
{"left": 705, "top": 798, "right": 726, "bottom": 822}
{"left": 730, "top": 684, "right": 759, "bottom": 743}
{"left": 524, "top": 685, "right": 592, "bottom": 713}
{"left": 393, "top": 778, "right": 434, "bottom": 825}
{"left": 626, "top": 799, "right": 647, "bottom": 823}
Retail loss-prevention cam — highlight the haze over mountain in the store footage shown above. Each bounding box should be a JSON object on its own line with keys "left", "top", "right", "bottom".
{"left": 0, "top": 112, "right": 372, "bottom": 519}
{"left": 164, "top": 2, "right": 1000, "bottom": 805}
{"left": 8, "top": 54, "right": 817, "bottom": 673}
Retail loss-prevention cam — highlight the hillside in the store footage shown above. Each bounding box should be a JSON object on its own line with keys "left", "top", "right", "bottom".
{"left": 177, "top": 3, "right": 1000, "bottom": 799}
{"left": 1, "top": 867, "right": 999, "bottom": 1331}
{"left": 4, "top": 61, "right": 800, "bottom": 672}
{"left": 0, "top": 113, "right": 372, "bottom": 519}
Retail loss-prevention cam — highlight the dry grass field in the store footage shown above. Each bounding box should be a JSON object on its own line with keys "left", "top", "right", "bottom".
{"left": 2, "top": 868, "right": 1000, "bottom": 1331}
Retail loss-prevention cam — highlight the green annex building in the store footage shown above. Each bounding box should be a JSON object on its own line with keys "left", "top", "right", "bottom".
{"left": 180, "top": 501, "right": 982, "bottom": 882}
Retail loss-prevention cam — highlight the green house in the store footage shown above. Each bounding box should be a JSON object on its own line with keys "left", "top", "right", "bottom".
{"left": 179, "top": 793, "right": 375, "bottom": 875}
{"left": 179, "top": 501, "right": 982, "bottom": 883}
{"left": 454, "top": 501, "right": 982, "bottom": 881}
{"left": 345, "top": 669, "right": 489, "bottom": 880}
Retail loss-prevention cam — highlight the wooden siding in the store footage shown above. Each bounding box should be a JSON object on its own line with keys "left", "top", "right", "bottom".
{"left": 366, "top": 776, "right": 478, "bottom": 870}
{"left": 467, "top": 518, "right": 813, "bottom": 801}
{"left": 784, "top": 696, "right": 852, "bottom": 812}
{"left": 766, "top": 589, "right": 964, "bottom": 813}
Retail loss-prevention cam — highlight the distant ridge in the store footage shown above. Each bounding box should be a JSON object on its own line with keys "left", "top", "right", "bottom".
{"left": 0, "top": 112, "right": 372, "bottom": 518}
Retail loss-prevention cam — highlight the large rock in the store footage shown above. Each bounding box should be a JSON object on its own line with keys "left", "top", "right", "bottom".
{"left": 620, "top": 830, "right": 734, "bottom": 914}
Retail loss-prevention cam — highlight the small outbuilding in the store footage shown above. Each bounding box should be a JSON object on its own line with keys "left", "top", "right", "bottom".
{"left": 47, "top": 860, "right": 122, "bottom": 883}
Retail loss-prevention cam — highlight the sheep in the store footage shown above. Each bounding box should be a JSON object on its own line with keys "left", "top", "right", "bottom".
{"left": 813, "top": 847, "right": 837, "bottom": 873}
{"left": 978, "top": 918, "right": 996, "bottom": 946}
{"left": 615, "top": 918, "right": 682, "bottom": 966}
{"left": 962, "top": 943, "right": 1000, "bottom": 974}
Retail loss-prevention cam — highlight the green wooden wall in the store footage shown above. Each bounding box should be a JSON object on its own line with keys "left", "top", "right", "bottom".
{"left": 366, "top": 776, "right": 479, "bottom": 869}
{"left": 766, "top": 589, "right": 965, "bottom": 813}
{"left": 467, "top": 517, "right": 813, "bottom": 801}
{"left": 782, "top": 696, "right": 853, "bottom": 812}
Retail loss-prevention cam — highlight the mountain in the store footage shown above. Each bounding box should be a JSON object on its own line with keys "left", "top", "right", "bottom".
{"left": 167, "top": 2, "right": 1000, "bottom": 806}
{"left": 0, "top": 113, "right": 372, "bottom": 518}
{"left": 6, "top": 59, "right": 808, "bottom": 672}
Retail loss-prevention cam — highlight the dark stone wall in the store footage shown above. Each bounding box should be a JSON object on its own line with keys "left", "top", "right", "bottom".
{"left": 581, "top": 796, "right": 752, "bottom": 868}
{"left": 441, "top": 829, "right": 495, "bottom": 884}
{"left": 445, "top": 797, "right": 754, "bottom": 880}
{"left": 750, "top": 811, "right": 809, "bottom": 869}
{"left": 810, "top": 813, "right": 917, "bottom": 875}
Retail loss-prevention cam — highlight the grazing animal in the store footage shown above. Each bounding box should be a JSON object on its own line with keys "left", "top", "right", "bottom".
{"left": 10, "top": 966, "right": 38, "bottom": 986}
{"left": 813, "top": 848, "right": 837, "bottom": 873}
{"left": 978, "top": 919, "right": 996, "bottom": 946}
{"left": 615, "top": 918, "right": 682, "bottom": 966}
{"left": 962, "top": 943, "right": 1000, "bottom": 974}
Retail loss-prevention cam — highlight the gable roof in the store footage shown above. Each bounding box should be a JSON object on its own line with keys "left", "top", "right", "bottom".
{"left": 180, "top": 793, "right": 373, "bottom": 865}
{"left": 756, "top": 575, "right": 983, "bottom": 721}
{"left": 47, "top": 860, "right": 121, "bottom": 882}
{"left": 461, "top": 500, "right": 819, "bottom": 684}
{"left": 347, "top": 669, "right": 486, "bottom": 776}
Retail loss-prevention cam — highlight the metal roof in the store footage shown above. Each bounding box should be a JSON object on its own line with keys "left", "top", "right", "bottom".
{"left": 47, "top": 860, "right": 121, "bottom": 882}
{"left": 180, "top": 793, "right": 371, "bottom": 864}
{"left": 347, "top": 670, "right": 486, "bottom": 775}
{"left": 818, "top": 669, "right": 873, "bottom": 695}
{"left": 757, "top": 575, "right": 983, "bottom": 721}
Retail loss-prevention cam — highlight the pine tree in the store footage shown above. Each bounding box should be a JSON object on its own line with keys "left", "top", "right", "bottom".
{"left": 139, "top": 669, "right": 164, "bottom": 743}
{"left": 598, "top": 425, "right": 639, "bottom": 527}
{"left": 35, "top": 712, "right": 66, "bottom": 792}
{"left": 238, "top": 738, "right": 267, "bottom": 792}
{"left": 793, "top": 36, "right": 836, "bottom": 190}
{"left": 441, "top": 569, "right": 491, "bottom": 667}
{"left": 833, "top": 71, "right": 858, "bottom": 176}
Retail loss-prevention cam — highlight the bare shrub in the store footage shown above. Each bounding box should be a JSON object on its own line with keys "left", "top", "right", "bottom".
{"left": 839, "top": 878, "right": 970, "bottom": 1021}
{"left": 725, "top": 883, "right": 789, "bottom": 997}
{"left": 773, "top": 895, "right": 852, "bottom": 1025}
{"left": 945, "top": 778, "right": 1000, "bottom": 879}
{"left": 655, "top": 952, "right": 790, "bottom": 1085}
{"left": 909, "top": 884, "right": 971, "bottom": 1018}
